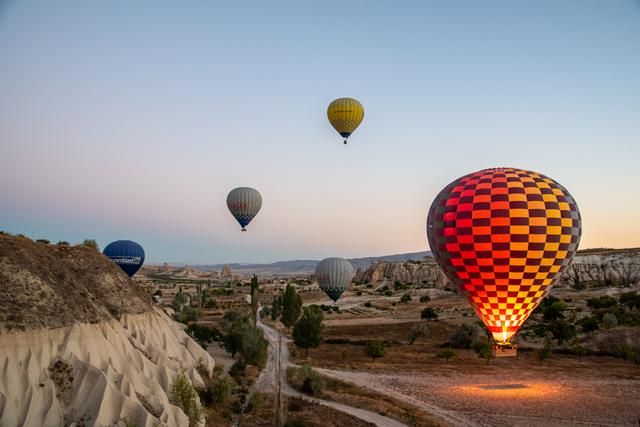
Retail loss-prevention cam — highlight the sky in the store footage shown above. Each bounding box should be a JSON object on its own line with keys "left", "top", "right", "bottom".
{"left": 1, "top": 1, "right": 639, "bottom": 264}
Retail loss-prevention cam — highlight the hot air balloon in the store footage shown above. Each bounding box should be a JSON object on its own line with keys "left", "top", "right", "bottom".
{"left": 327, "top": 97, "right": 364, "bottom": 144}
{"left": 227, "top": 187, "right": 262, "bottom": 231}
{"left": 315, "top": 257, "right": 355, "bottom": 302}
{"left": 103, "top": 240, "right": 145, "bottom": 277}
{"left": 427, "top": 168, "right": 581, "bottom": 353}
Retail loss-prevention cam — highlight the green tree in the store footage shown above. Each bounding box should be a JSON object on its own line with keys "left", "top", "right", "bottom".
{"left": 281, "top": 284, "right": 303, "bottom": 329}
{"left": 578, "top": 316, "right": 599, "bottom": 334}
{"left": 250, "top": 275, "right": 259, "bottom": 325}
{"left": 82, "top": 239, "right": 99, "bottom": 251}
{"left": 271, "top": 294, "right": 282, "bottom": 321}
{"left": 535, "top": 340, "right": 552, "bottom": 363}
{"left": 293, "top": 306, "right": 324, "bottom": 357}
{"left": 365, "top": 340, "right": 385, "bottom": 360}
{"left": 601, "top": 313, "right": 618, "bottom": 329}
{"left": 400, "top": 294, "right": 412, "bottom": 303}
{"left": 419, "top": 295, "right": 431, "bottom": 303}
{"left": 473, "top": 340, "right": 493, "bottom": 365}
{"left": 170, "top": 371, "right": 204, "bottom": 427}
{"left": 421, "top": 307, "right": 438, "bottom": 321}
{"left": 543, "top": 300, "right": 567, "bottom": 321}
{"left": 436, "top": 347, "right": 457, "bottom": 363}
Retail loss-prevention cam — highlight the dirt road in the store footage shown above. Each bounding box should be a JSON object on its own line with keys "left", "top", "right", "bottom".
{"left": 255, "top": 316, "right": 407, "bottom": 427}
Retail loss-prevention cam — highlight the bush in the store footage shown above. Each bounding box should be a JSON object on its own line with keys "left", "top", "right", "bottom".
{"left": 473, "top": 340, "right": 493, "bottom": 364}
{"left": 436, "top": 347, "right": 457, "bottom": 363}
{"left": 364, "top": 301, "right": 372, "bottom": 308}
{"left": 36, "top": 239, "right": 50, "bottom": 244}
{"left": 543, "top": 300, "right": 567, "bottom": 321}
{"left": 297, "top": 365, "right": 325, "bottom": 397}
{"left": 535, "top": 343, "right": 552, "bottom": 363}
{"left": 365, "top": 340, "right": 385, "bottom": 360}
{"left": 174, "top": 306, "right": 199, "bottom": 324}
{"left": 548, "top": 319, "right": 576, "bottom": 344}
{"left": 56, "top": 241, "right": 70, "bottom": 246}
{"left": 186, "top": 323, "right": 221, "bottom": 347}
{"left": 205, "top": 299, "right": 218, "bottom": 309}
{"left": 408, "top": 322, "right": 429, "bottom": 345}
{"left": 619, "top": 292, "right": 640, "bottom": 310}
{"left": 198, "top": 375, "right": 232, "bottom": 406}
{"left": 229, "top": 359, "right": 246, "bottom": 380}
{"left": 601, "top": 313, "right": 618, "bottom": 329}
{"left": 450, "top": 323, "right": 478, "bottom": 349}
{"left": 82, "top": 239, "right": 99, "bottom": 251}
{"left": 170, "top": 371, "right": 204, "bottom": 427}
{"left": 400, "top": 294, "right": 412, "bottom": 303}
{"left": 578, "top": 316, "right": 599, "bottom": 334}
{"left": 420, "top": 295, "right": 431, "bottom": 303}
{"left": 587, "top": 296, "right": 618, "bottom": 310}
{"left": 421, "top": 307, "right": 438, "bottom": 321}
{"left": 384, "top": 290, "right": 393, "bottom": 297}
{"left": 356, "top": 290, "right": 363, "bottom": 296}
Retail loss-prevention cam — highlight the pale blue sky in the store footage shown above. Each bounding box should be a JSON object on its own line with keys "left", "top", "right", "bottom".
{"left": 1, "top": 1, "right": 639, "bottom": 263}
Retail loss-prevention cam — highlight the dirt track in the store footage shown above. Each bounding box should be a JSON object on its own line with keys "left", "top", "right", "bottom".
{"left": 255, "top": 316, "right": 407, "bottom": 427}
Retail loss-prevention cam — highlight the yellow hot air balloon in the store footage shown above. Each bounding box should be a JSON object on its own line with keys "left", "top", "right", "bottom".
{"left": 327, "top": 98, "right": 364, "bottom": 144}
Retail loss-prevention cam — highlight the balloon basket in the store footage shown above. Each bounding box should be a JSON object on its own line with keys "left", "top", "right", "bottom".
{"left": 493, "top": 343, "right": 517, "bottom": 358}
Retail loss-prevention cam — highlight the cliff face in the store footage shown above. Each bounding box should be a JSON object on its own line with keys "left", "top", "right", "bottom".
{"left": 0, "top": 234, "right": 215, "bottom": 427}
{"left": 354, "top": 257, "right": 448, "bottom": 287}
{"left": 561, "top": 249, "right": 640, "bottom": 287}
{"left": 354, "top": 250, "right": 640, "bottom": 289}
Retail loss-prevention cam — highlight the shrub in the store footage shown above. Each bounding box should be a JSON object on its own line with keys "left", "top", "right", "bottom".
{"left": 400, "top": 294, "right": 412, "bottom": 303}
{"left": 170, "top": 371, "right": 204, "bottom": 427}
{"left": 205, "top": 299, "right": 218, "bottom": 309}
{"left": 198, "top": 375, "right": 232, "bottom": 406}
{"left": 365, "top": 340, "right": 385, "bottom": 360}
{"left": 82, "top": 239, "right": 99, "bottom": 251}
{"left": 548, "top": 319, "right": 576, "bottom": 344}
{"left": 297, "top": 365, "right": 325, "bottom": 396}
{"left": 384, "top": 290, "right": 393, "bottom": 297}
{"left": 408, "top": 322, "right": 429, "bottom": 345}
{"left": 356, "top": 290, "right": 363, "bottom": 296}
{"left": 472, "top": 340, "right": 493, "bottom": 364}
{"left": 229, "top": 359, "right": 246, "bottom": 380}
{"left": 601, "top": 313, "right": 618, "bottom": 329}
{"left": 421, "top": 307, "right": 438, "bottom": 321}
{"left": 619, "top": 292, "right": 640, "bottom": 310}
{"left": 450, "top": 323, "right": 478, "bottom": 349}
{"left": 420, "top": 295, "right": 431, "bottom": 303}
{"left": 578, "top": 316, "right": 599, "bottom": 334}
{"left": 186, "top": 323, "right": 221, "bottom": 347}
{"left": 56, "top": 241, "right": 70, "bottom": 246}
{"left": 364, "top": 301, "right": 372, "bottom": 308}
{"left": 436, "top": 347, "right": 457, "bottom": 363}
{"left": 174, "top": 306, "right": 199, "bottom": 324}
{"left": 587, "top": 296, "right": 617, "bottom": 310}
{"left": 36, "top": 239, "right": 50, "bottom": 244}
{"left": 543, "top": 300, "right": 567, "bottom": 321}
{"left": 535, "top": 343, "right": 552, "bottom": 363}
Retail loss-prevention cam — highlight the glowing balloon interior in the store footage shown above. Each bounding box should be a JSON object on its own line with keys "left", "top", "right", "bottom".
{"left": 103, "top": 240, "right": 145, "bottom": 277}
{"left": 327, "top": 98, "right": 364, "bottom": 144}
{"left": 427, "top": 168, "right": 581, "bottom": 345}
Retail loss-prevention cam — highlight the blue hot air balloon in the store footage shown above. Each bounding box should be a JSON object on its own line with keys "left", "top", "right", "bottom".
{"left": 103, "top": 240, "right": 145, "bottom": 277}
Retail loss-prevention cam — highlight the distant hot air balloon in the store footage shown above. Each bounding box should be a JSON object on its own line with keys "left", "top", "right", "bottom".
{"left": 427, "top": 168, "right": 581, "bottom": 349}
{"left": 227, "top": 187, "right": 262, "bottom": 231}
{"left": 103, "top": 240, "right": 145, "bottom": 277}
{"left": 315, "top": 257, "right": 355, "bottom": 302}
{"left": 327, "top": 98, "right": 364, "bottom": 144}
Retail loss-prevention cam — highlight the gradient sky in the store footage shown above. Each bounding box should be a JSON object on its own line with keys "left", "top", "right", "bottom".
{"left": 1, "top": 1, "right": 639, "bottom": 264}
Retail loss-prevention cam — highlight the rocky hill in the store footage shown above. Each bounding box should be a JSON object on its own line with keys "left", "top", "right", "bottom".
{"left": 0, "top": 234, "right": 214, "bottom": 427}
{"left": 354, "top": 249, "right": 640, "bottom": 289}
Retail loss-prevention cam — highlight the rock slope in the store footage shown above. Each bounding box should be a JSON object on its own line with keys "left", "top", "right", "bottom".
{"left": 0, "top": 234, "right": 215, "bottom": 427}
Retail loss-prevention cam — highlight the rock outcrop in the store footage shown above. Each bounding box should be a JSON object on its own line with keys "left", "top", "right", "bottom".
{"left": 0, "top": 234, "right": 215, "bottom": 427}
{"left": 354, "top": 256, "right": 448, "bottom": 287}
{"left": 354, "top": 249, "right": 640, "bottom": 289}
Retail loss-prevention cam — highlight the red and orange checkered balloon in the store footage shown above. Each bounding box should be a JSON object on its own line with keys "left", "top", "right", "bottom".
{"left": 427, "top": 168, "right": 581, "bottom": 344}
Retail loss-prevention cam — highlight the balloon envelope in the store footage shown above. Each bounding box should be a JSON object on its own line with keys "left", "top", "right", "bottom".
{"left": 315, "top": 257, "right": 355, "bottom": 302}
{"left": 327, "top": 98, "right": 364, "bottom": 143}
{"left": 227, "top": 187, "right": 262, "bottom": 231}
{"left": 103, "top": 240, "right": 145, "bottom": 277}
{"left": 427, "top": 168, "right": 581, "bottom": 344}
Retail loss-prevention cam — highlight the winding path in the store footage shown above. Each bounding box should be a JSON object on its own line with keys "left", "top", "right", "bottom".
{"left": 254, "top": 316, "right": 407, "bottom": 427}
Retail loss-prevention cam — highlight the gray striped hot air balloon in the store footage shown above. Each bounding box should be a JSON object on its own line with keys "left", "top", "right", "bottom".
{"left": 227, "top": 187, "right": 262, "bottom": 231}
{"left": 315, "top": 257, "right": 355, "bottom": 302}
